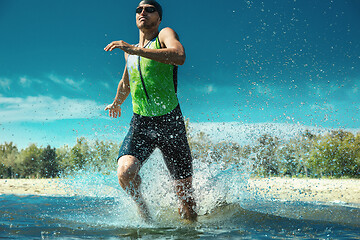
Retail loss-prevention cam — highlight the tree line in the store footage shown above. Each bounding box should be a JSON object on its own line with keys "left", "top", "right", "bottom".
{"left": 189, "top": 128, "right": 360, "bottom": 178}
{"left": 1, "top": 125, "right": 360, "bottom": 179}
{"left": 0, "top": 138, "right": 120, "bottom": 179}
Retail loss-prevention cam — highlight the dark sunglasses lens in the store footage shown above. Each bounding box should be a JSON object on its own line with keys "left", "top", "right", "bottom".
{"left": 145, "top": 7, "right": 156, "bottom": 13}
{"left": 136, "top": 7, "right": 143, "bottom": 13}
{"left": 136, "top": 7, "right": 156, "bottom": 14}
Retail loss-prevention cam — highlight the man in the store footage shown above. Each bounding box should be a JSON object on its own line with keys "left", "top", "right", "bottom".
{"left": 104, "top": 0, "right": 197, "bottom": 222}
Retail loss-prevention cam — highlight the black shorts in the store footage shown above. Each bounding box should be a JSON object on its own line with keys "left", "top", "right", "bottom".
{"left": 117, "top": 105, "right": 193, "bottom": 180}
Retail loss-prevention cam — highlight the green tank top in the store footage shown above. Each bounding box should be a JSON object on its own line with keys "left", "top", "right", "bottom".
{"left": 127, "top": 36, "right": 179, "bottom": 116}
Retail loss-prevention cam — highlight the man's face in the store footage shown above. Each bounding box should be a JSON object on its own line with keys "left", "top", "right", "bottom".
{"left": 136, "top": 4, "right": 161, "bottom": 30}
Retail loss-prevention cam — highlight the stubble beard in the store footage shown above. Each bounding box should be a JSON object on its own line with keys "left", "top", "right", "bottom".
{"left": 137, "top": 20, "right": 158, "bottom": 30}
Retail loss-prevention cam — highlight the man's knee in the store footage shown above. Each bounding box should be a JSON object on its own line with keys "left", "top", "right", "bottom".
{"left": 117, "top": 155, "right": 141, "bottom": 184}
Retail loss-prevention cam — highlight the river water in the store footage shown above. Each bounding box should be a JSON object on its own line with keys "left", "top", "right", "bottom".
{"left": 1, "top": 152, "right": 359, "bottom": 239}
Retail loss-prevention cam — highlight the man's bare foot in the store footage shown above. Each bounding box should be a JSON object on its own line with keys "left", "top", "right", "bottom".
{"left": 137, "top": 202, "right": 152, "bottom": 223}
{"left": 179, "top": 205, "right": 198, "bottom": 222}
{"left": 174, "top": 177, "right": 197, "bottom": 223}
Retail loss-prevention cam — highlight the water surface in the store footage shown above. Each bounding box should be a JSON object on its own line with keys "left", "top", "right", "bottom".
{"left": 1, "top": 155, "right": 359, "bottom": 239}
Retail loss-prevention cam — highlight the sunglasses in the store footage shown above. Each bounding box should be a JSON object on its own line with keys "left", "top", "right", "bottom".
{"left": 136, "top": 6, "right": 157, "bottom": 14}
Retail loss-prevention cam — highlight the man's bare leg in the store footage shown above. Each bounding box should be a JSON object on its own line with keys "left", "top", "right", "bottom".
{"left": 175, "top": 176, "right": 197, "bottom": 222}
{"left": 117, "top": 155, "right": 151, "bottom": 221}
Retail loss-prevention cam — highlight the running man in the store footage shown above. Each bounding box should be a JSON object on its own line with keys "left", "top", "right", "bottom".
{"left": 104, "top": 0, "right": 197, "bottom": 222}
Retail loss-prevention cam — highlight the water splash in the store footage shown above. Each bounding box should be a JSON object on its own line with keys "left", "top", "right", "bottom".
{"left": 57, "top": 148, "right": 252, "bottom": 227}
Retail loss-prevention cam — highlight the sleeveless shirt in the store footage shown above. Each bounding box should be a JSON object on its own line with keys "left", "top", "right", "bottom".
{"left": 127, "top": 36, "right": 179, "bottom": 116}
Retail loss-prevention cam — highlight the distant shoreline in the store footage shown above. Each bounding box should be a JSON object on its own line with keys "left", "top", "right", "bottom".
{"left": 1, "top": 178, "right": 359, "bottom": 207}
{"left": 246, "top": 177, "right": 360, "bottom": 207}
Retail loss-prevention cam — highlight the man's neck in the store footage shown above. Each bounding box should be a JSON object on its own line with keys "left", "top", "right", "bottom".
{"left": 139, "top": 29, "right": 159, "bottom": 47}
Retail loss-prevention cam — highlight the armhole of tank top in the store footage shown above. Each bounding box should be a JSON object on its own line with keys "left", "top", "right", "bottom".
{"left": 156, "top": 36, "right": 163, "bottom": 49}
{"left": 173, "top": 66, "right": 178, "bottom": 94}
{"left": 127, "top": 44, "right": 139, "bottom": 68}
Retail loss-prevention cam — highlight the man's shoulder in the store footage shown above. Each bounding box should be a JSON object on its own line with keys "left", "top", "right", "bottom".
{"left": 159, "top": 27, "right": 180, "bottom": 42}
{"left": 160, "top": 27, "right": 175, "bottom": 34}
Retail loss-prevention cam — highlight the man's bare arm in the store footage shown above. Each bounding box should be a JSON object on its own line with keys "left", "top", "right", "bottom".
{"left": 114, "top": 65, "right": 131, "bottom": 105}
{"left": 104, "top": 28, "right": 186, "bottom": 66}
{"left": 104, "top": 57, "right": 131, "bottom": 118}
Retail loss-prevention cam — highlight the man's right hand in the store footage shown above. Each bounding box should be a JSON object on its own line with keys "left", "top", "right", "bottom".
{"left": 104, "top": 40, "right": 135, "bottom": 55}
{"left": 104, "top": 102, "right": 122, "bottom": 118}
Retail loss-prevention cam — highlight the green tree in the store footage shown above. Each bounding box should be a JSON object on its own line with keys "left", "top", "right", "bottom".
{"left": 293, "top": 130, "right": 317, "bottom": 177}
{"left": 56, "top": 145, "right": 72, "bottom": 175}
{"left": 276, "top": 131, "right": 317, "bottom": 177}
{"left": 0, "top": 142, "right": 19, "bottom": 178}
{"left": 18, "top": 144, "right": 42, "bottom": 178}
{"left": 276, "top": 142, "right": 298, "bottom": 176}
{"left": 39, "top": 145, "right": 59, "bottom": 178}
{"left": 210, "top": 141, "right": 243, "bottom": 166}
{"left": 308, "top": 130, "right": 360, "bottom": 178}
{"left": 91, "top": 140, "right": 118, "bottom": 173}
{"left": 252, "top": 134, "right": 280, "bottom": 177}
{"left": 70, "top": 137, "right": 92, "bottom": 170}
{"left": 188, "top": 131, "right": 213, "bottom": 162}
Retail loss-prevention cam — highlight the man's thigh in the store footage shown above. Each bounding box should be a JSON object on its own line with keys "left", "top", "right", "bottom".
{"left": 117, "top": 116, "right": 155, "bottom": 165}
{"left": 159, "top": 134, "right": 193, "bottom": 180}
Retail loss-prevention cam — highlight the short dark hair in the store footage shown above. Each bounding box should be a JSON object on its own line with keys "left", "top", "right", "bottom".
{"left": 138, "top": 0, "right": 162, "bottom": 20}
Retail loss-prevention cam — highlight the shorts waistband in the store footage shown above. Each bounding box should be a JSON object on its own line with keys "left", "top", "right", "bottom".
{"left": 133, "top": 104, "right": 182, "bottom": 122}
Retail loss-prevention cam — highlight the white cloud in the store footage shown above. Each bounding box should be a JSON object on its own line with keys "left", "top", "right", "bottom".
{"left": 351, "top": 86, "right": 358, "bottom": 94}
{"left": 0, "top": 78, "right": 11, "bottom": 90}
{"left": 192, "top": 84, "right": 219, "bottom": 94}
{"left": 205, "top": 84, "right": 217, "bottom": 94}
{"left": 1, "top": 74, "right": 89, "bottom": 91}
{"left": 101, "top": 82, "right": 110, "bottom": 89}
{"left": 255, "top": 83, "right": 276, "bottom": 95}
{"left": 310, "top": 103, "right": 335, "bottom": 111}
{"left": 19, "top": 77, "right": 28, "bottom": 85}
{"left": 0, "top": 95, "right": 104, "bottom": 123}
{"left": 345, "top": 77, "right": 360, "bottom": 99}
{"left": 19, "top": 76, "right": 33, "bottom": 87}
{"left": 18, "top": 76, "right": 43, "bottom": 87}
{"left": 48, "top": 74, "right": 85, "bottom": 90}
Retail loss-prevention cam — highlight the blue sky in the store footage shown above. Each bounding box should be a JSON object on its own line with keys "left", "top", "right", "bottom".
{"left": 1, "top": 0, "right": 360, "bottom": 149}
